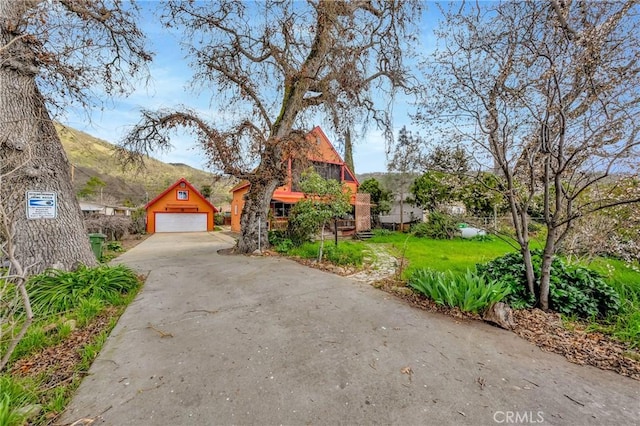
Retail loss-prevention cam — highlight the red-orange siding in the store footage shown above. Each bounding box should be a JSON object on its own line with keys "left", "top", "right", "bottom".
{"left": 146, "top": 178, "right": 218, "bottom": 233}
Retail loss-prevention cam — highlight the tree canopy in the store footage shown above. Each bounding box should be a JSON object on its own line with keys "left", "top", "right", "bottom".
{"left": 419, "top": 0, "right": 640, "bottom": 309}
{"left": 358, "top": 178, "right": 392, "bottom": 217}
{"left": 1, "top": 0, "right": 151, "bottom": 274}
{"left": 288, "top": 170, "right": 351, "bottom": 259}
{"left": 120, "top": 0, "right": 421, "bottom": 253}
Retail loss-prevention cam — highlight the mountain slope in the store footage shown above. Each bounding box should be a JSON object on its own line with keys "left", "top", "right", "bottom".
{"left": 56, "top": 123, "right": 234, "bottom": 208}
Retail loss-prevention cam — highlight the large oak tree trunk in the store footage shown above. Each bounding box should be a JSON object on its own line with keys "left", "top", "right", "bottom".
{"left": 0, "top": 63, "right": 97, "bottom": 274}
{"left": 237, "top": 178, "right": 279, "bottom": 253}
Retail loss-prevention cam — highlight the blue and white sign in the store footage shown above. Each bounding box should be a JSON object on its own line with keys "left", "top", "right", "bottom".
{"left": 26, "top": 191, "right": 57, "bottom": 219}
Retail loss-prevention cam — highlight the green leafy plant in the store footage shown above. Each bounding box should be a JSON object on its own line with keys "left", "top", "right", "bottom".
{"left": 75, "top": 297, "right": 105, "bottom": 327}
{"left": 268, "top": 230, "right": 294, "bottom": 253}
{"left": 105, "top": 241, "right": 124, "bottom": 252}
{"left": 322, "top": 243, "right": 364, "bottom": 266}
{"left": 289, "top": 241, "right": 364, "bottom": 266}
{"left": 477, "top": 250, "right": 621, "bottom": 318}
{"left": 274, "top": 239, "right": 294, "bottom": 254}
{"left": 27, "top": 265, "right": 139, "bottom": 317}
{"left": 411, "top": 212, "right": 458, "bottom": 239}
{"left": 408, "top": 268, "right": 511, "bottom": 314}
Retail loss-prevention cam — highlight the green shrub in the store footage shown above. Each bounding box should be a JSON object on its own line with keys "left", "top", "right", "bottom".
{"left": 408, "top": 268, "right": 511, "bottom": 314}
{"left": 475, "top": 251, "right": 536, "bottom": 309}
{"left": 214, "top": 213, "right": 225, "bottom": 226}
{"left": 268, "top": 230, "right": 288, "bottom": 245}
{"left": 322, "top": 243, "right": 364, "bottom": 266}
{"left": 287, "top": 204, "right": 320, "bottom": 246}
{"left": 267, "top": 230, "right": 295, "bottom": 253}
{"left": 411, "top": 212, "right": 458, "bottom": 239}
{"left": 410, "top": 222, "right": 431, "bottom": 238}
{"left": 105, "top": 241, "right": 124, "bottom": 252}
{"left": 274, "top": 239, "right": 294, "bottom": 253}
{"left": 372, "top": 228, "right": 393, "bottom": 237}
{"left": 289, "top": 242, "right": 364, "bottom": 266}
{"left": 477, "top": 250, "right": 621, "bottom": 318}
{"left": 27, "top": 265, "right": 139, "bottom": 316}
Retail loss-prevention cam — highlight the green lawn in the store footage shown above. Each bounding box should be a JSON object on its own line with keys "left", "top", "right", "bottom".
{"left": 368, "top": 231, "right": 640, "bottom": 347}
{"left": 368, "top": 233, "right": 517, "bottom": 277}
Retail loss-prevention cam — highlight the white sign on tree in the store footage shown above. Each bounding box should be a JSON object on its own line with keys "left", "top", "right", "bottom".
{"left": 26, "top": 191, "right": 57, "bottom": 219}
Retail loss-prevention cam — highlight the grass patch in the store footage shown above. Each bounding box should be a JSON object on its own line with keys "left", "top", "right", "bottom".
{"left": 288, "top": 241, "right": 364, "bottom": 266}
{"left": 369, "top": 232, "right": 516, "bottom": 278}
{"left": 369, "top": 231, "right": 640, "bottom": 348}
{"left": 0, "top": 376, "right": 38, "bottom": 426}
{"left": 78, "top": 329, "right": 110, "bottom": 373}
{"left": 583, "top": 258, "right": 640, "bottom": 347}
{"left": 1, "top": 264, "right": 142, "bottom": 425}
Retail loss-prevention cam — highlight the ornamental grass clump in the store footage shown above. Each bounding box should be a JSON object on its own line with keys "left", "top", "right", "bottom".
{"left": 408, "top": 268, "right": 511, "bottom": 314}
{"left": 26, "top": 264, "right": 139, "bottom": 317}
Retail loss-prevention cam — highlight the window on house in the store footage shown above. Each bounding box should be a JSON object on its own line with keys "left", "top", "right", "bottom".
{"left": 313, "top": 161, "right": 341, "bottom": 181}
{"left": 272, "top": 202, "right": 292, "bottom": 218}
{"left": 291, "top": 160, "right": 342, "bottom": 192}
{"left": 343, "top": 167, "right": 356, "bottom": 182}
{"left": 177, "top": 190, "right": 188, "bottom": 200}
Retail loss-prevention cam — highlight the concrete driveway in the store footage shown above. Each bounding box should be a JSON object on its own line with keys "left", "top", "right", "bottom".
{"left": 61, "top": 232, "right": 639, "bottom": 425}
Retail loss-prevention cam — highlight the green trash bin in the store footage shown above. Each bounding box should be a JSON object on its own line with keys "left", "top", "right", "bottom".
{"left": 88, "top": 233, "right": 107, "bottom": 260}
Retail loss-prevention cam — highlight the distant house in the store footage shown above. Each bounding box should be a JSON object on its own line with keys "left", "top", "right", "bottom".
{"left": 79, "top": 202, "right": 133, "bottom": 217}
{"left": 230, "top": 127, "right": 359, "bottom": 233}
{"left": 379, "top": 195, "right": 424, "bottom": 230}
{"left": 145, "top": 177, "right": 218, "bottom": 233}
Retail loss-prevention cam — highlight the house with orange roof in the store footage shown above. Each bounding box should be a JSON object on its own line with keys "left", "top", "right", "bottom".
{"left": 230, "top": 127, "right": 359, "bottom": 233}
{"left": 145, "top": 177, "right": 218, "bottom": 233}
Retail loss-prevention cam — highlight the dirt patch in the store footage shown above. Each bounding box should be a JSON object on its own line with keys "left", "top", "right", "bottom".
{"left": 511, "top": 309, "right": 640, "bottom": 380}
{"left": 10, "top": 308, "right": 120, "bottom": 388}
{"left": 119, "top": 234, "right": 151, "bottom": 251}
{"left": 291, "top": 257, "right": 360, "bottom": 276}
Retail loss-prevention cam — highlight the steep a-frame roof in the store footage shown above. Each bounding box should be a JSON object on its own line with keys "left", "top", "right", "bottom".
{"left": 229, "top": 127, "right": 358, "bottom": 193}
{"left": 146, "top": 177, "right": 218, "bottom": 212}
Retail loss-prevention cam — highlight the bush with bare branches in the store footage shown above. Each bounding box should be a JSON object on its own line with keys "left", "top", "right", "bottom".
{"left": 84, "top": 215, "right": 132, "bottom": 241}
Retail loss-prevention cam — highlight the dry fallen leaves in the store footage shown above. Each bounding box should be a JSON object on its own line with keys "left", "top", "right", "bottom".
{"left": 401, "top": 366, "right": 413, "bottom": 383}
{"left": 375, "top": 278, "right": 640, "bottom": 381}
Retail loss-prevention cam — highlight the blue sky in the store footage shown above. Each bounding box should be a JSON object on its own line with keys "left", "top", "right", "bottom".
{"left": 61, "top": 2, "right": 441, "bottom": 175}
